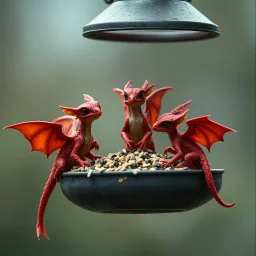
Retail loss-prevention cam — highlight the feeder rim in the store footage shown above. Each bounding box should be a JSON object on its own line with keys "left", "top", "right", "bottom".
{"left": 61, "top": 169, "right": 224, "bottom": 177}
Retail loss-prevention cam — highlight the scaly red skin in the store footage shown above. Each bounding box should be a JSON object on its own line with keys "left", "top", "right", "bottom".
{"left": 152, "top": 100, "right": 236, "bottom": 208}
{"left": 114, "top": 80, "right": 173, "bottom": 151}
{"left": 4, "top": 94, "right": 102, "bottom": 240}
{"left": 36, "top": 120, "right": 101, "bottom": 239}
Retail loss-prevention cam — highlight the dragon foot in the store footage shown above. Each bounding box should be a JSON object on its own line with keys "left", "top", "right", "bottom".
{"left": 161, "top": 160, "right": 174, "bottom": 168}
{"left": 125, "top": 140, "right": 134, "bottom": 150}
{"left": 136, "top": 140, "right": 148, "bottom": 150}
{"left": 80, "top": 161, "right": 90, "bottom": 168}
{"left": 91, "top": 140, "right": 99, "bottom": 151}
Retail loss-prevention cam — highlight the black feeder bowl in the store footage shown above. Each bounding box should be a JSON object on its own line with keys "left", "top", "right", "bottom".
{"left": 60, "top": 169, "right": 224, "bottom": 213}
{"left": 83, "top": 0, "right": 220, "bottom": 42}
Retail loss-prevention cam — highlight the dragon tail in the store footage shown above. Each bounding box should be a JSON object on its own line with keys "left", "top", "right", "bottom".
{"left": 200, "top": 155, "right": 236, "bottom": 208}
{"left": 36, "top": 170, "right": 57, "bottom": 240}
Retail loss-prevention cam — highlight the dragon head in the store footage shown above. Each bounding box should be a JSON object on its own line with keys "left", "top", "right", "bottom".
{"left": 59, "top": 94, "right": 102, "bottom": 122}
{"left": 152, "top": 100, "right": 192, "bottom": 132}
{"left": 114, "top": 80, "right": 155, "bottom": 107}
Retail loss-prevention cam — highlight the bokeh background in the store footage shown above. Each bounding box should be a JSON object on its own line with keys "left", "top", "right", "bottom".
{"left": 0, "top": 0, "right": 255, "bottom": 255}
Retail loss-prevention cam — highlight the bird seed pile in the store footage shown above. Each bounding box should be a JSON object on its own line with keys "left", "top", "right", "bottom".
{"left": 70, "top": 148, "right": 188, "bottom": 177}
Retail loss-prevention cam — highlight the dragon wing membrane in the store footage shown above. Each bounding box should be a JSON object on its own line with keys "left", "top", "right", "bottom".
{"left": 113, "top": 88, "right": 130, "bottom": 119}
{"left": 53, "top": 115, "right": 79, "bottom": 137}
{"left": 144, "top": 87, "right": 174, "bottom": 126}
{"left": 4, "top": 121, "right": 72, "bottom": 158}
{"left": 184, "top": 116, "right": 237, "bottom": 152}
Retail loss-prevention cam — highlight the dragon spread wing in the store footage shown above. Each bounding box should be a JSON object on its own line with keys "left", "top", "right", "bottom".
{"left": 183, "top": 115, "right": 236, "bottom": 152}
{"left": 113, "top": 88, "right": 130, "bottom": 119}
{"left": 144, "top": 87, "right": 173, "bottom": 126}
{"left": 53, "top": 115, "right": 79, "bottom": 137}
{"left": 4, "top": 121, "right": 72, "bottom": 158}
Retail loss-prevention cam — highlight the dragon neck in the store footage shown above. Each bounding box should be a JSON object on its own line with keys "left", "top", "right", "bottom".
{"left": 129, "top": 105, "right": 143, "bottom": 117}
{"left": 79, "top": 120, "right": 92, "bottom": 136}
{"left": 167, "top": 127, "right": 179, "bottom": 142}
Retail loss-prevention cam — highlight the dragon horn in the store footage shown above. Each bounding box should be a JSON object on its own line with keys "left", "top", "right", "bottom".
{"left": 141, "top": 80, "right": 149, "bottom": 90}
{"left": 83, "top": 94, "right": 94, "bottom": 102}
{"left": 142, "top": 80, "right": 155, "bottom": 96}
{"left": 124, "top": 80, "right": 132, "bottom": 90}
{"left": 171, "top": 100, "right": 192, "bottom": 115}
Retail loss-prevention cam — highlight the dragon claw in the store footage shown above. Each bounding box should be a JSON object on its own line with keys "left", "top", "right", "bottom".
{"left": 125, "top": 140, "right": 134, "bottom": 150}
{"left": 91, "top": 140, "right": 99, "bottom": 151}
{"left": 94, "top": 144, "right": 99, "bottom": 151}
{"left": 161, "top": 160, "right": 173, "bottom": 168}
{"left": 137, "top": 140, "right": 147, "bottom": 150}
{"left": 81, "top": 161, "right": 90, "bottom": 168}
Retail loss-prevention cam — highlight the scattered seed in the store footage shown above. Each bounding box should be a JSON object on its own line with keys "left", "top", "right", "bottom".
{"left": 134, "top": 163, "right": 140, "bottom": 168}
{"left": 87, "top": 169, "right": 93, "bottom": 178}
{"left": 70, "top": 149, "right": 188, "bottom": 173}
{"left": 119, "top": 156, "right": 125, "bottom": 161}
{"left": 129, "top": 160, "right": 136, "bottom": 166}
{"left": 111, "top": 154, "right": 117, "bottom": 160}
{"left": 137, "top": 158, "right": 143, "bottom": 164}
{"left": 115, "top": 166, "right": 122, "bottom": 171}
{"left": 154, "top": 163, "right": 162, "bottom": 168}
{"left": 109, "top": 162, "right": 115, "bottom": 168}
{"left": 118, "top": 176, "right": 127, "bottom": 183}
{"left": 125, "top": 155, "right": 130, "bottom": 161}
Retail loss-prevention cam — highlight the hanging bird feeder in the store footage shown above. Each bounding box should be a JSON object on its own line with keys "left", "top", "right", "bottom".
{"left": 60, "top": 169, "right": 224, "bottom": 213}
{"left": 3, "top": 0, "right": 236, "bottom": 241}
{"left": 83, "top": 0, "right": 220, "bottom": 42}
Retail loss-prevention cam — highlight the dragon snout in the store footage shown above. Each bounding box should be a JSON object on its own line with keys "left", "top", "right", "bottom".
{"left": 152, "top": 123, "right": 158, "bottom": 130}
{"left": 94, "top": 107, "right": 101, "bottom": 114}
{"left": 129, "top": 95, "right": 136, "bottom": 102}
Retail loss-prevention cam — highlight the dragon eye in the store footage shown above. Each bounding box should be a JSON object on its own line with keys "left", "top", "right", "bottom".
{"left": 124, "top": 92, "right": 128, "bottom": 100}
{"left": 80, "top": 108, "right": 89, "bottom": 116}
{"left": 138, "top": 91, "right": 145, "bottom": 99}
{"left": 161, "top": 121, "right": 171, "bottom": 128}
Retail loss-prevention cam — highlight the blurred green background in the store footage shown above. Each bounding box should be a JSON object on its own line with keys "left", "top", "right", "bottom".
{"left": 0, "top": 0, "right": 255, "bottom": 255}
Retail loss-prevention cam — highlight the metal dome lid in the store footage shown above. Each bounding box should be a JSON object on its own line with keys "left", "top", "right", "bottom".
{"left": 83, "top": 0, "right": 220, "bottom": 42}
